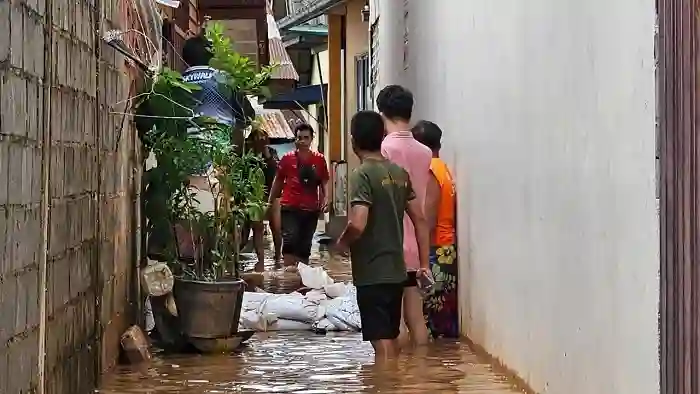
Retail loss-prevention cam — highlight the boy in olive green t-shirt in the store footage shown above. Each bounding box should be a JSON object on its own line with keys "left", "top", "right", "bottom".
{"left": 335, "top": 111, "right": 430, "bottom": 359}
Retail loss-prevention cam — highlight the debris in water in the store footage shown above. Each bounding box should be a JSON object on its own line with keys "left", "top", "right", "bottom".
{"left": 120, "top": 325, "right": 152, "bottom": 364}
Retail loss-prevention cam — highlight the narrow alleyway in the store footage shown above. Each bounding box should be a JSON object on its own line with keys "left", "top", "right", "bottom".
{"left": 98, "top": 233, "right": 523, "bottom": 393}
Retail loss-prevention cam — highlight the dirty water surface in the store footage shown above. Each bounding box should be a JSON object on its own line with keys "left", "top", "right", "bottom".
{"left": 99, "top": 231, "right": 523, "bottom": 394}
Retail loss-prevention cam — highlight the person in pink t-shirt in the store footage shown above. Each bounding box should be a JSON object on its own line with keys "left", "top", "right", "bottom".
{"left": 378, "top": 85, "right": 432, "bottom": 346}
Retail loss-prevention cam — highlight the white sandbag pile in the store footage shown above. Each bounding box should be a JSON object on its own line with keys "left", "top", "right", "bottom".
{"left": 239, "top": 262, "right": 361, "bottom": 332}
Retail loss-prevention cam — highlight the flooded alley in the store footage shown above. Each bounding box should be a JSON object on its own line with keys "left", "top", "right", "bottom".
{"left": 99, "top": 241, "right": 524, "bottom": 394}
{"left": 99, "top": 333, "right": 522, "bottom": 393}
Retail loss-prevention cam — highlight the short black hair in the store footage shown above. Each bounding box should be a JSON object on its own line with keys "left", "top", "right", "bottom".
{"left": 351, "top": 111, "right": 385, "bottom": 152}
{"left": 376, "top": 85, "right": 413, "bottom": 122}
{"left": 182, "top": 35, "right": 213, "bottom": 67}
{"left": 412, "top": 120, "right": 443, "bottom": 151}
{"left": 294, "top": 123, "right": 315, "bottom": 136}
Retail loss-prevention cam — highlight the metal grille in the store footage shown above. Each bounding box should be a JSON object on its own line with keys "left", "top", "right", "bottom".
{"left": 355, "top": 53, "right": 370, "bottom": 111}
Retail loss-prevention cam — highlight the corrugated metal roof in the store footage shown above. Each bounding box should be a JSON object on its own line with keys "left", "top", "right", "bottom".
{"left": 277, "top": 0, "right": 346, "bottom": 31}
{"left": 257, "top": 111, "right": 295, "bottom": 139}
{"left": 250, "top": 94, "right": 296, "bottom": 139}
{"left": 267, "top": 4, "right": 299, "bottom": 80}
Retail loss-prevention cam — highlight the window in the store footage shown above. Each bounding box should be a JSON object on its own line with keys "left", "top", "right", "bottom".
{"left": 355, "top": 53, "right": 370, "bottom": 111}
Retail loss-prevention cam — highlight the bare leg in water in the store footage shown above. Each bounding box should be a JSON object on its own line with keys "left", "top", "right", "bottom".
{"left": 252, "top": 221, "right": 265, "bottom": 272}
{"left": 264, "top": 198, "right": 283, "bottom": 267}
{"left": 371, "top": 338, "right": 401, "bottom": 361}
{"left": 401, "top": 286, "right": 430, "bottom": 346}
{"left": 268, "top": 198, "right": 282, "bottom": 264}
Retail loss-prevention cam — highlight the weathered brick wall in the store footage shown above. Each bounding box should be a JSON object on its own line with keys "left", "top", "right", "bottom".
{"left": 0, "top": 0, "right": 45, "bottom": 390}
{"left": 0, "top": 0, "right": 138, "bottom": 392}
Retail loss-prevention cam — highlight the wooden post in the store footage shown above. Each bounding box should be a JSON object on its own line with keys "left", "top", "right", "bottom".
{"left": 37, "top": 0, "right": 55, "bottom": 391}
{"left": 327, "top": 14, "right": 343, "bottom": 162}
{"left": 658, "top": 0, "right": 700, "bottom": 393}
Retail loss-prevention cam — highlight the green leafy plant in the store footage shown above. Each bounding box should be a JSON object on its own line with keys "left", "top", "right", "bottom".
{"left": 137, "top": 24, "right": 277, "bottom": 281}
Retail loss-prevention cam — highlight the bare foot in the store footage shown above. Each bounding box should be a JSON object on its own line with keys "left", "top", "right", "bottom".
{"left": 254, "top": 262, "right": 265, "bottom": 272}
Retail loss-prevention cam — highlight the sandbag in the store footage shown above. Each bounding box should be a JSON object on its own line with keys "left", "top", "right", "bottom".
{"left": 269, "top": 319, "right": 313, "bottom": 331}
{"left": 298, "top": 262, "right": 334, "bottom": 289}
{"left": 258, "top": 293, "right": 325, "bottom": 323}
{"left": 312, "top": 318, "right": 341, "bottom": 331}
{"left": 305, "top": 289, "right": 328, "bottom": 303}
{"left": 323, "top": 282, "right": 352, "bottom": 298}
{"left": 240, "top": 310, "right": 278, "bottom": 331}
{"left": 242, "top": 291, "right": 274, "bottom": 312}
{"left": 323, "top": 290, "right": 361, "bottom": 331}
{"left": 325, "top": 314, "right": 354, "bottom": 331}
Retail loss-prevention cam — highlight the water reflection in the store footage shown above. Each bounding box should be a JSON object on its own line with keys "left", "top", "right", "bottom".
{"left": 99, "top": 333, "right": 521, "bottom": 393}
{"left": 100, "top": 232, "right": 521, "bottom": 393}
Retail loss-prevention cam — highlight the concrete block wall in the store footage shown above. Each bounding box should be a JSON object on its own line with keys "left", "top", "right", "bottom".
{"left": 0, "top": 0, "right": 138, "bottom": 392}
{"left": 0, "top": 0, "right": 50, "bottom": 392}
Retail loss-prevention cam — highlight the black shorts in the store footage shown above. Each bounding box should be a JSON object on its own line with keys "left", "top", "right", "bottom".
{"left": 404, "top": 271, "right": 418, "bottom": 287}
{"left": 280, "top": 207, "right": 319, "bottom": 260}
{"left": 356, "top": 283, "right": 404, "bottom": 342}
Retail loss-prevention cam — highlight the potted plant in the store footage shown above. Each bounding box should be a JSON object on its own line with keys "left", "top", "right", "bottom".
{"left": 135, "top": 22, "right": 275, "bottom": 350}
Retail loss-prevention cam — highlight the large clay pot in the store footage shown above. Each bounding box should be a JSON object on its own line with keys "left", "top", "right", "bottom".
{"left": 173, "top": 278, "right": 245, "bottom": 339}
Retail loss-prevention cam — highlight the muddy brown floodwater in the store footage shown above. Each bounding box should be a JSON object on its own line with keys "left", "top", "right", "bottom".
{"left": 99, "top": 232, "right": 524, "bottom": 394}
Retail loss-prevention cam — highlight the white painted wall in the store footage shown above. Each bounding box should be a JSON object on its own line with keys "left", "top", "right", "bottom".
{"left": 374, "top": 0, "right": 405, "bottom": 88}
{"left": 308, "top": 49, "right": 329, "bottom": 153}
{"left": 376, "top": 0, "right": 660, "bottom": 393}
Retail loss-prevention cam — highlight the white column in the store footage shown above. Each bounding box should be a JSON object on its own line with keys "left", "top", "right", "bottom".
{"left": 375, "top": 0, "right": 406, "bottom": 89}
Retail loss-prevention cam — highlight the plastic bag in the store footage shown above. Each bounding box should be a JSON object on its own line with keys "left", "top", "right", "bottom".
{"left": 298, "top": 262, "right": 334, "bottom": 289}
{"left": 144, "top": 298, "right": 156, "bottom": 332}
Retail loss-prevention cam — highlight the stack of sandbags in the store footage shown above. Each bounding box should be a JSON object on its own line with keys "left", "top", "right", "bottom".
{"left": 316, "top": 285, "right": 361, "bottom": 331}
{"left": 239, "top": 282, "right": 361, "bottom": 333}
{"left": 238, "top": 262, "right": 363, "bottom": 333}
{"left": 239, "top": 290, "right": 326, "bottom": 331}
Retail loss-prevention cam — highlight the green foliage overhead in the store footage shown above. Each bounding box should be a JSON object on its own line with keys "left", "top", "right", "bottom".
{"left": 136, "top": 23, "right": 277, "bottom": 281}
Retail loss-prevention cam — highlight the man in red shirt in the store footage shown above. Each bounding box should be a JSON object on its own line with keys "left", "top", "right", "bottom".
{"left": 268, "top": 124, "right": 330, "bottom": 267}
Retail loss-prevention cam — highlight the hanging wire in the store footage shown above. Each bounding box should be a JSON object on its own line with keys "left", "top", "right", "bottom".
{"left": 110, "top": 112, "right": 195, "bottom": 120}
{"left": 106, "top": 10, "right": 322, "bottom": 141}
